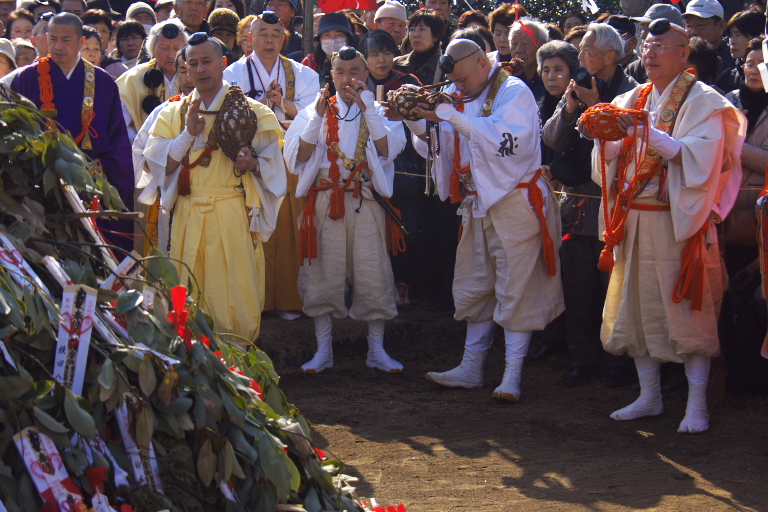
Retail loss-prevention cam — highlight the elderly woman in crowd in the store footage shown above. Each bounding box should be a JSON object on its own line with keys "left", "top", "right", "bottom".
{"left": 718, "top": 8, "right": 766, "bottom": 92}
{"left": 5, "top": 9, "right": 33, "bottom": 40}
{"left": 83, "top": 9, "right": 128, "bottom": 79}
{"left": 560, "top": 10, "right": 587, "bottom": 36}
{"left": 114, "top": 20, "right": 146, "bottom": 68}
{"left": 237, "top": 14, "right": 255, "bottom": 57}
{"left": 0, "top": 37, "right": 14, "bottom": 79}
{"left": 536, "top": 40, "right": 578, "bottom": 165}
{"left": 724, "top": 36, "right": 768, "bottom": 276}
{"left": 488, "top": 3, "right": 522, "bottom": 64}
{"left": 509, "top": 17, "right": 549, "bottom": 101}
{"left": 394, "top": 8, "right": 445, "bottom": 86}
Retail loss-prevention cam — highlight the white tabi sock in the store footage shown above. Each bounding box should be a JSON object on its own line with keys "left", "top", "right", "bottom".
{"left": 678, "top": 355, "right": 710, "bottom": 434}
{"left": 366, "top": 320, "right": 403, "bottom": 373}
{"left": 611, "top": 355, "right": 664, "bottom": 421}
{"left": 300, "top": 314, "right": 334, "bottom": 374}
{"left": 425, "top": 321, "right": 495, "bottom": 389}
{"left": 492, "top": 330, "right": 532, "bottom": 402}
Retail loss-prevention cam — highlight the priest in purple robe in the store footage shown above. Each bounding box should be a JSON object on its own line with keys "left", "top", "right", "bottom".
{"left": 10, "top": 13, "right": 135, "bottom": 253}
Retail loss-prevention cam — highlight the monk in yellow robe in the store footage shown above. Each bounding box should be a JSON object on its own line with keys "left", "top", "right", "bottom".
{"left": 145, "top": 35, "right": 286, "bottom": 342}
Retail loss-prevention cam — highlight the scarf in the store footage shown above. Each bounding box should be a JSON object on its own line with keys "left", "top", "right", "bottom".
{"left": 739, "top": 85, "right": 768, "bottom": 134}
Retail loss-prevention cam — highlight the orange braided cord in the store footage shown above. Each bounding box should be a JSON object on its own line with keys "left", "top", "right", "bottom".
{"left": 516, "top": 168, "right": 556, "bottom": 275}
{"left": 383, "top": 197, "right": 407, "bottom": 256}
{"left": 73, "top": 108, "right": 97, "bottom": 146}
{"left": 581, "top": 88, "right": 658, "bottom": 272}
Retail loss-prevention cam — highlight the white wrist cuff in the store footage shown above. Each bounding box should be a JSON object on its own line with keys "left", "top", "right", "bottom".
{"left": 627, "top": 125, "right": 681, "bottom": 160}
{"left": 435, "top": 103, "right": 455, "bottom": 121}
{"left": 365, "top": 108, "right": 388, "bottom": 141}
{"left": 446, "top": 109, "right": 472, "bottom": 138}
{"left": 300, "top": 111, "right": 325, "bottom": 144}
{"left": 168, "top": 128, "right": 195, "bottom": 162}
{"left": 360, "top": 90, "right": 376, "bottom": 111}
{"left": 405, "top": 119, "right": 427, "bottom": 136}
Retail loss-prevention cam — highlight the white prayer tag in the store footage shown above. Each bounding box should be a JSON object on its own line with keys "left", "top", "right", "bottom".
{"left": 54, "top": 285, "right": 97, "bottom": 396}
{"left": 219, "top": 480, "right": 241, "bottom": 503}
{"left": 13, "top": 427, "right": 87, "bottom": 512}
{"left": 115, "top": 393, "right": 163, "bottom": 493}
{"left": 0, "top": 234, "right": 50, "bottom": 295}
{"left": 100, "top": 252, "right": 142, "bottom": 295}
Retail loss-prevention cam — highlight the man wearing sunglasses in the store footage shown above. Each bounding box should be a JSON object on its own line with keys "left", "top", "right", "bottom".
{"left": 284, "top": 47, "right": 407, "bottom": 375}
{"left": 9, "top": 13, "right": 135, "bottom": 252}
{"left": 576, "top": 19, "right": 745, "bottom": 434}
{"left": 224, "top": 11, "right": 318, "bottom": 321}
{"left": 144, "top": 33, "right": 286, "bottom": 342}
{"left": 117, "top": 19, "right": 188, "bottom": 141}
{"left": 403, "top": 39, "right": 564, "bottom": 403}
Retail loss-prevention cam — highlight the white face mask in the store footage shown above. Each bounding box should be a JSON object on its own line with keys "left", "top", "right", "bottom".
{"left": 321, "top": 37, "right": 347, "bottom": 57}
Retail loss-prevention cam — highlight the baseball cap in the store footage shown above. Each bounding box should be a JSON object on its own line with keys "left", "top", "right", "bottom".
{"left": 684, "top": 0, "right": 725, "bottom": 19}
{"left": 630, "top": 4, "right": 684, "bottom": 26}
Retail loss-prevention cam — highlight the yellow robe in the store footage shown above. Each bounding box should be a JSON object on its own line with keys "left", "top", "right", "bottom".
{"left": 147, "top": 85, "right": 284, "bottom": 342}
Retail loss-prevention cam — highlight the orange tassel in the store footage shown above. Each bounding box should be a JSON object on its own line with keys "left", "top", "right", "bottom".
{"left": 383, "top": 198, "right": 406, "bottom": 256}
{"left": 299, "top": 193, "right": 318, "bottom": 264}
{"left": 178, "top": 167, "right": 191, "bottom": 197}
{"left": 597, "top": 245, "right": 615, "bottom": 272}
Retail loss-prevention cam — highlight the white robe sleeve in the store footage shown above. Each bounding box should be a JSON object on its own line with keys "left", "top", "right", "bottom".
{"left": 365, "top": 102, "right": 406, "bottom": 198}
{"left": 292, "top": 64, "right": 321, "bottom": 112}
{"left": 249, "top": 129, "right": 286, "bottom": 241}
{"left": 283, "top": 102, "right": 326, "bottom": 197}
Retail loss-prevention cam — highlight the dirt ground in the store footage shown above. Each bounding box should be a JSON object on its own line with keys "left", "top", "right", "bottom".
{"left": 257, "top": 302, "right": 768, "bottom": 512}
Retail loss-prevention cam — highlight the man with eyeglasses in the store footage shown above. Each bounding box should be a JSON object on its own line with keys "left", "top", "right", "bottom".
{"left": 9, "top": 13, "right": 134, "bottom": 251}
{"left": 224, "top": 11, "right": 319, "bottom": 321}
{"left": 403, "top": 39, "right": 564, "bottom": 402}
{"left": 627, "top": 4, "right": 684, "bottom": 84}
{"left": 144, "top": 33, "right": 286, "bottom": 342}
{"left": 683, "top": 0, "right": 734, "bottom": 74}
{"left": 576, "top": 19, "right": 746, "bottom": 434}
{"left": 606, "top": 15, "right": 639, "bottom": 69}
{"left": 117, "top": 19, "right": 188, "bottom": 141}
{"left": 284, "top": 46, "right": 407, "bottom": 375}
{"left": 542, "top": 22, "right": 637, "bottom": 389}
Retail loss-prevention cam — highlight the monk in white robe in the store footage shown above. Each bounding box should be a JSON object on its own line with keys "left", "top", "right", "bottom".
{"left": 224, "top": 14, "right": 320, "bottom": 319}
{"left": 578, "top": 21, "right": 746, "bottom": 433}
{"left": 145, "top": 36, "right": 286, "bottom": 343}
{"left": 404, "top": 40, "right": 564, "bottom": 402}
{"left": 284, "top": 47, "right": 406, "bottom": 374}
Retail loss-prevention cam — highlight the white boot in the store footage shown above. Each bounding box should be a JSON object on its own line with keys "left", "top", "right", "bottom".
{"left": 492, "top": 357, "right": 524, "bottom": 402}
{"left": 425, "top": 348, "right": 486, "bottom": 388}
{"left": 678, "top": 355, "right": 710, "bottom": 434}
{"left": 366, "top": 337, "right": 404, "bottom": 373}
{"left": 677, "top": 383, "right": 709, "bottom": 433}
{"left": 300, "top": 337, "right": 333, "bottom": 374}
{"left": 611, "top": 356, "right": 664, "bottom": 421}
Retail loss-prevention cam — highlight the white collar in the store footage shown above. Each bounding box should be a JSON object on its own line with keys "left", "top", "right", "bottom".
{"left": 59, "top": 55, "right": 81, "bottom": 80}
{"left": 194, "top": 80, "right": 229, "bottom": 110}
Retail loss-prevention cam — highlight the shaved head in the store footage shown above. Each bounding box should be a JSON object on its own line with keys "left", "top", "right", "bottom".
{"left": 445, "top": 38, "right": 483, "bottom": 61}
{"left": 643, "top": 29, "right": 691, "bottom": 90}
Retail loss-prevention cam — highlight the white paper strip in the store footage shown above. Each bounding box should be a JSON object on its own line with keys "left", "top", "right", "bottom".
{"left": 100, "top": 252, "right": 142, "bottom": 295}
{"left": 54, "top": 285, "right": 97, "bottom": 396}
{"left": 115, "top": 393, "right": 163, "bottom": 493}
{"left": 13, "top": 427, "right": 87, "bottom": 512}
{"left": 61, "top": 185, "right": 118, "bottom": 272}
{"left": 0, "top": 234, "right": 50, "bottom": 295}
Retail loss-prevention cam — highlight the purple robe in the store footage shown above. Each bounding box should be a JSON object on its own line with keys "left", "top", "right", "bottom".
{"left": 11, "top": 58, "right": 135, "bottom": 252}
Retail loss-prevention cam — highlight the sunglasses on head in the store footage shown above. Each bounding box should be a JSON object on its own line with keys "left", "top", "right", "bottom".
{"left": 39, "top": 11, "right": 55, "bottom": 22}
{"left": 438, "top": 47, "right": 480, "bottom": 74}
{"left": 160, "top": 23, "right": 181, "bottom": 39}
{"left": 260, "top": 11, "right": 281, "bottom": 25}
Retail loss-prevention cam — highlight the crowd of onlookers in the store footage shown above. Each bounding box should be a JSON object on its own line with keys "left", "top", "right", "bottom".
{"left": 1, "top": 0, "right": 767, "bottom": 389}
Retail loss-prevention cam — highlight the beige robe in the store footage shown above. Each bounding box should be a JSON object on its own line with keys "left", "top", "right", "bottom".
{"left": 145, "top": 84, "right": 286, "bottom": 342}
{"left": 595, "top": 77, "right": 747, "bottom": 362}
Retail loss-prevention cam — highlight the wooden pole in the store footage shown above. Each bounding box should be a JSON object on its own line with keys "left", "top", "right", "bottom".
{"left": 302, "top": 0, "right": 314, "bottom": 58}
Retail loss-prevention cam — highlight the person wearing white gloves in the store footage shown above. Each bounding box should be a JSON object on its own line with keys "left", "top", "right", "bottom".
{"left": 578, "top": 19, "right": 747, "bottom": 433}
{"left": 395, "top": 39, "right": 564, "bottom": 402}
{"left": 283, "top": 47, "right": 407, "bottom": 375}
